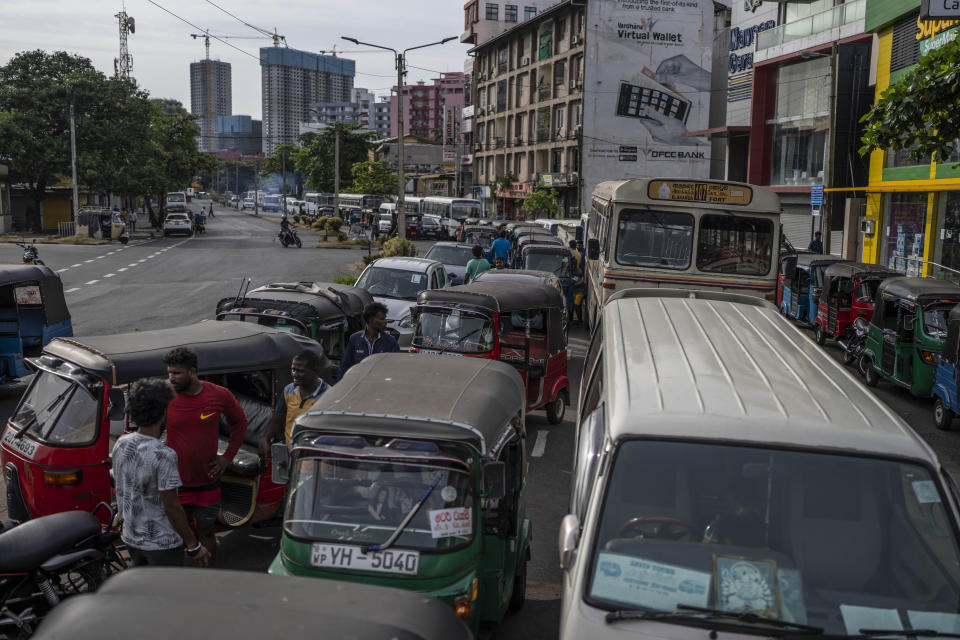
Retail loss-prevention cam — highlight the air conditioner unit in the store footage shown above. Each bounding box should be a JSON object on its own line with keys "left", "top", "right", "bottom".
{"left": 574, "top": 80, "right": 583, "bottom": 90}
{"left": 572, "top": 35, "right": 582, "bottom": 45}
{"left": 574, "top": 124, "right": 582, "bottom": 134}
{"left": 521, "top": 56, "right": 530, "bottom": 66}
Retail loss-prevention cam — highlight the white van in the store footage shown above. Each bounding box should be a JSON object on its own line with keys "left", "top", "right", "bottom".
{"left": 165, "top": 191, "right": 188, "bottom": 211}
{"left": 560, "top": 288, "right": 960, "bottom": 638}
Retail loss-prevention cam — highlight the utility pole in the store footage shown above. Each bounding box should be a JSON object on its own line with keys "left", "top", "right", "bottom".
{"left": 69, "top": 104, "right": 79, "bottom": 222}
{"left": 396, "top": 53, "right": 406, "bottom": 235}
{"left": 282, "top": 148, "right": 287, "bottom": 216}
{"left": 334, "top": 124, "right": 341, "bottom": 219}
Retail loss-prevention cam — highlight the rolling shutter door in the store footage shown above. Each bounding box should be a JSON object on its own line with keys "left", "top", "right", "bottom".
{"left": 781, "top": 211, "right": 813, "bottom": 250}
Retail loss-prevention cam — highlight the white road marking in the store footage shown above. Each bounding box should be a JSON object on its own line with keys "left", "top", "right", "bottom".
{"left": 532, "top": 430, "right": 549, "bottom": 458}
{"left": 95, "top": 255, "right": 105, "bottom": 259}
{"left": 128, "top": 263, "right": 138, "bottom": 267}
{"left": 138, "top": 259, "right": 147, "bottom": 262}
{"left": 57, "top": 268, "right": 68, "bottom": 273}
{"left": 103, "top": 273, "right": 115, "bottom": 278}
{"left": 85, "top": 280, "right": 99, "bottom": 285}
{"left": 117, "top": 267, "right": 128, "bottom": 272}
{"left": 65, "top": 287, "right": 80, "bottom": 293}
{"left": 84, "top": 259, "right": 94, "bottom": 263}
{"left": 71, "top": 263, "right": 82, "bottom": 268}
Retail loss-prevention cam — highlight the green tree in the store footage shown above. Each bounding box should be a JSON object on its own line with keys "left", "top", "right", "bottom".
{"left": 349, "top": 160, "right": 397, "bottom": 196}
{"left": 294, "top": 124, "right": 374, "bottom": 192}
{"left": 521, "top": 183, "right": 562, "bottom": 219}
{"left": 860, "top": 38, "right": 960, "bottom": 162}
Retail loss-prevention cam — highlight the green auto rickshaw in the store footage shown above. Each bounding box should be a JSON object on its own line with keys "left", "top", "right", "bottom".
{"left": 269, "top": 353, "right": 530, "bottom": 634}
{"left": 862, "top": 276, "right": 960, "bottom": 395}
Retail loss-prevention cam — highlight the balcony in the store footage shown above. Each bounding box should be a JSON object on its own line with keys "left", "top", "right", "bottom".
{"left": 757, "top": 0, "right": 865, "bottom": 50}
{"left": 494, "top": 137, "right": 505, "bottom": 149}
{"left": 538, "top": 86, "right": 552, "bottom": 102}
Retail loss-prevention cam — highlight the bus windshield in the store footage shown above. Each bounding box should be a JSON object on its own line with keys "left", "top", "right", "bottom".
{"left": 452, "top": 204, "right": 481, "bottom": 220}
{"left": 615, "top": 209, "right": 693, "bottom": 269}
{"left": 696, "top": 215, "right": 774, "bottom": 276}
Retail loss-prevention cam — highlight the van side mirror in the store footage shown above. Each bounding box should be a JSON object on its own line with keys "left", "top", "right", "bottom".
{"left": 483, "top": 461, "right": 506, "bottom": 500}
{"left": 587, "top": 238, "right": 600, "bottom": 260}
{"left": 271, "top": 442, "right": 290, "bottom": 484}
{"left": 107, "top": 388, "right": 125, "bottom": 421}
{"left": 559, "top": 513, "right": 580, "bottom": 570}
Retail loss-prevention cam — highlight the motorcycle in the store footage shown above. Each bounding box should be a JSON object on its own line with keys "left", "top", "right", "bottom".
{"left": 15, "top": 241, "right": 43, "bottom": 266}
{"left": 0, "top": 503, "right": 126, "bottom": 637}
{"left": 839, "top": 316, "right": 870, "bottom": 374}
{"left": 278, "top": 227, "right": 302, "bottom": 248}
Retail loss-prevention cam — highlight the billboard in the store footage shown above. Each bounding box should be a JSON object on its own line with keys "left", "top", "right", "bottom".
{"left": 582, "top": 0, "right": 714, "bottom": 212}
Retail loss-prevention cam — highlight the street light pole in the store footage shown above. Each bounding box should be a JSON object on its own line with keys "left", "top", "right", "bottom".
{"left": 69, "top": 104, "right": 79, "bottom": 221}
{"left": 342, "top": 35, "right": 457, "bottom": 238}
{"left": 334, "top": 123, "right": 340, "bottom": 220}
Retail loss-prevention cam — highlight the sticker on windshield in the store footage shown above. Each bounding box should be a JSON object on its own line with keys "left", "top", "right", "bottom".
{"left": 411, "top": 273, "right": 422, "bottom": 283}
{"left": 591, "top": 553, "right": 710, "bottom": 611}
{"left": 428, "top": 507, "right": 471, "bottom": 538}
{"left": 912, "top": 480, "right": 941, "bottom": 504}
{"left": 440, "top": 486, "right": 458, "bottom": 502}
{"left": 715, "top": 555, "right": 779, "bottom": 617}
{"left": 908, "top": 611, "right": 960, "bottom": 633}
{"left": 840, "top": 605, "right": 902, "bottom": 634}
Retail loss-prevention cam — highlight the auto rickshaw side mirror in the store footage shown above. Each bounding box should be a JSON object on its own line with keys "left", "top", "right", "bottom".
{"left": 107, "top": 388, "right": 125, "bottom": 421}
{"left": 271, "top": 442, "right": 290, "bottom": 484}
{"left": 587, "top": 238, "right": 600, "bottom": 260}
{"left": 482, "top": 461, "right": 506, "bottom": 500}
{"left": 559, "top": 513, "right": 580, "bottom": 570}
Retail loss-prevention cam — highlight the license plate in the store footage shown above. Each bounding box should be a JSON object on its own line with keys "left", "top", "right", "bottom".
{"left": 310, "top": 543, "right": 419, "bottom": 575}
{"left": 2, "top": 426, "right": 39, "bottom": 459}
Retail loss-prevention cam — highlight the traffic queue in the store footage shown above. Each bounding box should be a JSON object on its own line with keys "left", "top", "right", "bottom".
{"left": 5, "top": 177, "right": 960, "bottom": 638}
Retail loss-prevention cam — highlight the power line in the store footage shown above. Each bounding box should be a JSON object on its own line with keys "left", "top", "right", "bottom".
{"left": 202, "top": 0, "right": 285, "bottom": 46}
{"left": 143, "top": 0, "right": 259, "bottom": 61}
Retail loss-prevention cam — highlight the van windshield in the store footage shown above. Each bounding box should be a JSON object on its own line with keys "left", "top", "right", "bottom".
{"left": 10, "top": 371, "right": 99, "bottom": 445}
{"left": 166, "top": 193, "right": 185, "bottom": 203}
{"left": 588, "top": 440, "right": 960, "bottom": 633}
{"left": 285, "top": 447, "right": 474, "bottom": 551}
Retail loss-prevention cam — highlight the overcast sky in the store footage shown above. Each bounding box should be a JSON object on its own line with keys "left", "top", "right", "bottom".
{"left": 1, "top": 0, "right": 472, "bottom": 119}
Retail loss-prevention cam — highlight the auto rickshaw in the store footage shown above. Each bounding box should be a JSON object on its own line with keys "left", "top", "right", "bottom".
{"left": 780, "top": 253, "right": 848, "bottom": 324}
{"left": 0, "top": 321, "right": 331, "bottom": 525}
{"left": 411, "top": 281, "right": 570, "bottom": 423}
{"left": 34, "top": 568, "right": 472, "bottom": 640}
{"left": 215, "top": 280, "right": 372, "bottom": 373}
{"left": 519, "top": 244, "right": 576, "bottom": 313}
{"left": 76, "top": 209, "right": 128, "bottom": 242}
{"left": 269, "top": 353, "right": 529, "bottom": 634}
{"left": 460, "top": 225, "right": 497, "bottom": 260}
{"left": 931, "top": 304, "right": 960, "bottom": 429}
{"left": 776, "top": 249, "right": 808, "bottom": 308}
{"left": 405, "top": 213, "right": 423, "bottom": 239}
{"left": 813, "top": 262, "right": 899, "bottom": 345}
{"left": 862, "top": 277, "right": 960, "bottom": 395}
{"left": 1, "top": 265, "right": 72, "bottom": 385}
{"left": 512, "top": 233, "right": 563, "bottom": 268}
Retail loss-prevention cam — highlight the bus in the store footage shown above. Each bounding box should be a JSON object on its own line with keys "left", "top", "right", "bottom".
{"left": 421, "top": 197, "right": 482, "bottom": 221}
{"left": 402, "top": 196, "right": 424, "bottom": 215}
{"left": 583, "top": 178, "right": 781, "bottom": 329}
{"left": 339, "top": 193, "right": 384, "bottom": 212}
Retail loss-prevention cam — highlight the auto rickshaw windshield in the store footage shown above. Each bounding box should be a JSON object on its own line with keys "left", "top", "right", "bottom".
{"left": 525, "top": 252, "right": 570, "bottom": 277}
{"left": 284, "top": 453, "right": 475, "bottom": 551}
{"left": 923, "top": 304, "right": 953, "bottom": 339}
{"left": 412, "top": 308, "right": 494, "bottom": 353}
{"left": 588, "top": 440, "right": 960, "bottom": 633}
{"left": 10, "top": 370, "right": 99, "bottom": 445}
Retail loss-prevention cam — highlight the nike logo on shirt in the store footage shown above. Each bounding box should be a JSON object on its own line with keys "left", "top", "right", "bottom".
{"left": 200, "top": 412, "right": 217, "bottom": 420}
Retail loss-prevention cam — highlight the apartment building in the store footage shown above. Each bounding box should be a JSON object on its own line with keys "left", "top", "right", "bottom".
{"left": 460, "top": 0, "right": 558, "bottom": 45}
{"left": 353, "top": 87, "right": 391, "bottom": 138}
{"left": 390, "top": 73, "right": 467, "bottom": 140}
{"left": 470, "top": 0, "right": 586, "bottom": 216}
{"left": 190, "top": 59, "right": 231, "bottom": 152}
{"left": 260, "top": 47, "right": 355, "bottom": 154}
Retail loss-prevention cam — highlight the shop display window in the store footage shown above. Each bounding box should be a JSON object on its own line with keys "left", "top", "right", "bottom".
{"left": 881, "top": 192, "right": 928, "bottom": 270}
{"left": 768, "top": 58, "right": 831, "bottom": 186}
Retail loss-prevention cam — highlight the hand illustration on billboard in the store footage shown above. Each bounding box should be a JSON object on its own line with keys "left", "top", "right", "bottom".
{"left": 638, "top": 110, "right": 700, "bottom": 146}
{"left": 654, "top": 55, "right": 711, "bottom": 92}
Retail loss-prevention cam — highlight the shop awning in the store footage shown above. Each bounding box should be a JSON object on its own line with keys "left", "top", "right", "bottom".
{"left": 682, "top": 126, "right": 751, "bottom": 137}
{"left": 824, "top": 184, "right": 960, "bottom": 192}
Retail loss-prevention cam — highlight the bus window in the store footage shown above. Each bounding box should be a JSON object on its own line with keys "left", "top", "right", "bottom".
{"left": 615, "top": 209, "right": 693, "bottom": 269}
{"left": 696, "top": 215, "right": 774, "bottom": 276}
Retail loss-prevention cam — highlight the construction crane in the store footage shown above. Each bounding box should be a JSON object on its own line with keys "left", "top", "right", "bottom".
{"left": 317, "top": 45, "right": 380, "bottom": 57}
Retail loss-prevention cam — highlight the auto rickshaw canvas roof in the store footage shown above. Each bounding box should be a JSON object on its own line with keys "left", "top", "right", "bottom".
{"left": 472, "top": 268, "right": 559, "bottom": 286}
{"left": 0, "top": 263, "right": 60, "bottom": 286}
{"left": 40, "top": 321, "right": 327, "bottom": 385}
{"left": 218, "top": 281, "right": 371, "bottom": 322}
{"left": 794, "top": 253, "right": 848, "bottom": 268}
{"left": 592, "top": 178, "right": 781, "bottom": 214}
{"left": 418, "top": 280, "right": 565, "bottom": 314}
{"left": 600, "top": 289, "right": 937, "bottom": 463}
{"left": 522, "top": 243, "right": 574, "bottom": 256}
{"left": 292, "top": 353, "right": 525, "bottom": 457}
{"left": 822, "top": 262, "right": 899, "bottom": 281}
{"left": 877, "top": 276, "right": 960, "bottom": 305}
{"left": 33, "top": 568, "right": 472, "bottom": 640}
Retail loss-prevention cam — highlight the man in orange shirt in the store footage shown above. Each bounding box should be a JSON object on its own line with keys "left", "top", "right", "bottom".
{"left": 259, "top": 351, "right": 330, "bottom": 456}
{"left": 164, "top": 347, "right": 247, "bottom": 566}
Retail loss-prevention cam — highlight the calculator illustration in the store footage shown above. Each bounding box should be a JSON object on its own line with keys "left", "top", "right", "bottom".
{"left": 616, "top": 77, "right": 691, "bottom": 125}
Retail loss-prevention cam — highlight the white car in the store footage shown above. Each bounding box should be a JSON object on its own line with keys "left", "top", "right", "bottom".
{"left": 163, "top": 212, "right": 193, "bottom": 237}
{"left": 241, "top": 198, "right": 255, "bottom": 210}
{"left": 354, "top": 257, "right": 449, "bottom": 349}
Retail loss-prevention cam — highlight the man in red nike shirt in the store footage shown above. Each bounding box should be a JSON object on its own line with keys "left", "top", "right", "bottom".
{"left": 163, "top": 347, "right": 247, "bottom": 566}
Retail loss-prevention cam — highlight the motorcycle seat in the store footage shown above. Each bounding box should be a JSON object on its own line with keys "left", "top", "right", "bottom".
{"left": 0, "top": 510, "right": 100, "bottom": 573}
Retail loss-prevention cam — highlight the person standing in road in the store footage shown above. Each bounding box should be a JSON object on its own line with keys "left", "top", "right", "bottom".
{"left": 163, "top": 347, "right": 247, "bottom": 567}
{"left": 491, "top": 230, "right": 511, "bottom": 265}
{"left": 113, "top": 379, "right": 211, "bottom": 567}
{"left": 259, "top": 351, "right": 331, "bottom": 456}
{"left": 339, "top": 302, "right": 400, "bottom": 380}
{"left": 808, "top": 231, "right": 824, "bottom": 254}
{"left": 208, "top": 203, "right": 215, "bottom": 218}
{"left": 464, "top": 244, "right": 491, "bottom": 283}
{"left": 127, "top": 210, "right": 137, "bottom": 233}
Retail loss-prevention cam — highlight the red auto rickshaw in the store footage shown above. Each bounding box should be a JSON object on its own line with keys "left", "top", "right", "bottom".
{"left": 813, "top": 262, "right": 900, "bottom": 345}
{"left": 410, "top": 281, "right": 570, "bottom": 423}
{"left": 1, "top": 321, "right": 331, "bottom": 524}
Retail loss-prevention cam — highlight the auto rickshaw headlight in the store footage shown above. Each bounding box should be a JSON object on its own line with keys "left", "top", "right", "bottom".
{"left": 454, "top": 595, "right": 471, "bottom": 620}
{"left": 43, "top": 469, "right": 83, "bottom": 486}
{"left": 919, "top": 349, "right": 939, "bottom": 365}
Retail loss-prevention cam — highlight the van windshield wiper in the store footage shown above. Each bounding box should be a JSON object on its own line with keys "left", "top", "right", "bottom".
{"left": 677, "top": 604, "right": 824, "bottom": 634}
{"left": 363, "top": 473, "right": 442, "bottom": 553}
{"left": 858, "top": 630, "right": 960, "bottom": 639}
{"left": 606, "top": 605, "right": 823, "bottom": 636}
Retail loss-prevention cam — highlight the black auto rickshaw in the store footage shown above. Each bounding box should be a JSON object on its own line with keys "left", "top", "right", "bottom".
{"left": 215, "top": 281, "right": 372, "bottom": 372}
{"left": 411, "top": 281, "right": 570, "bottom": 423}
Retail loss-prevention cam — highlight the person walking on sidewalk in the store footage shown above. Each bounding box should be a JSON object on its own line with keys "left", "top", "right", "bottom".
{"left": 112, "top": 379, "right": 211, "bottom": 567}
{"left": 163, "top": 347, "right": 247, "bottom": 566}
{"left": 339, "top": 302, "right": 400, "bottom": 380}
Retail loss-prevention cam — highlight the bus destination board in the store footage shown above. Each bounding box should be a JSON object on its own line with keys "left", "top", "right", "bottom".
{"left": 647, "top": 180, "right": 753, "bottom": 205}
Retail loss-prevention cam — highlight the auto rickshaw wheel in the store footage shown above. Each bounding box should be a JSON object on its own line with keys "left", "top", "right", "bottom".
{"left": 814, "top": 324, "right": 825, "bottom": 346}
{"left": 508, "top": 552, "right": 528, "bottom": 613}
{"left": 862, "top": 356, "right": 880, "bottom": 387}
{"left": 546, "top": 394, "right": 565, "bottom": 424}
{"left": 935, "top": 397, "right": 955, "bottom": 431}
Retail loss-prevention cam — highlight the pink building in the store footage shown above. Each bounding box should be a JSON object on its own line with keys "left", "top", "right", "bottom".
{"left": 390, "top": 72, "right": 467, "bottom": 140}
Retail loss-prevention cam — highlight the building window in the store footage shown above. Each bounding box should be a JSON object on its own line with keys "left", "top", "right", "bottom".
{"left": 486, "top": 3, "right": 498, "bottom": 20}
{"left": 768, "top": 58, "right": 831, "bottom": 186}
{"left": 524, "top": 6, "right": 537, "bottom": 20}
{"left": 505, "top": 4, "right": 518, "bottom": 21}
{"left": 881, "top": 192, "right": 928, "bottom": 269}
{"left": 516, "top": 75, "right": 524, "bottom": 104}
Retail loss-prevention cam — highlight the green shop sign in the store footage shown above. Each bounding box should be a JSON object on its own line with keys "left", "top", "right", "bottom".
{"left": 920, "top": 25, "right": 959, "bottom": 56}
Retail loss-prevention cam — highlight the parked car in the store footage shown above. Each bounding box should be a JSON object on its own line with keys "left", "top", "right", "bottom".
{"left": 355, "top": 257, "right": 449, "bottom": 349}
{"left": 241, "top": 198, "right": 255, "bottom": 211}
{"left": 420, "top": 214, "right": 442, "bottom": 239}
{"left": 163, "top": 212, "right": 193, "bottom": 237}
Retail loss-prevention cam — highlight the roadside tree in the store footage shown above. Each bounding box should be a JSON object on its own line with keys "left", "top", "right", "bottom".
{"left": 521, "top": 183, "right": 562, "bottom": 219}
{"left": 295, "top": 125, "right": 374, "bottom": 192}
{"left": 349, "top": 160, "right": 397, "bottom": 196}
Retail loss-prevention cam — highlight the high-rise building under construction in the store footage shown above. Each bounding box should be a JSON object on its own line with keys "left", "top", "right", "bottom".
{"left": 190, "top": 59, "right": 232, "bottom": 152}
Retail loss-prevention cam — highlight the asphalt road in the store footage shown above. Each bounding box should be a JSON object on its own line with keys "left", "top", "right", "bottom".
{"left": 6, "top": 204, "right": 960, "bottom": 637}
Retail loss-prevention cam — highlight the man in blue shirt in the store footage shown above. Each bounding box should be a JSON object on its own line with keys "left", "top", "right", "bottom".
{"left": 339, "top": 302, "right": 400, "bottom": 380}
{"left": 808, "top": 231, "right": 823, "bottom": 254}
{"left": 491, "top": 230, "right": 511, "bottom": 265}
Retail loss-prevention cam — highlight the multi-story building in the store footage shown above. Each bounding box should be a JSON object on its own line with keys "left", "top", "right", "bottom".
{"left": 260, "top": 47, "right": 355, "bottom": 155}
{"left": 460, "top": 0, "right": 559, "bottom": 46}
{"left": 390, "top": 73, "right": 467, "bottom": 140}
{"left": 352, "top": 88, "right": 392, "bottom": 138}
{"left": 216, "top": 115, "right": 262, "bottom": 156}
{"left": 190, "top": 59, "right": 231, "bottom": 152}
